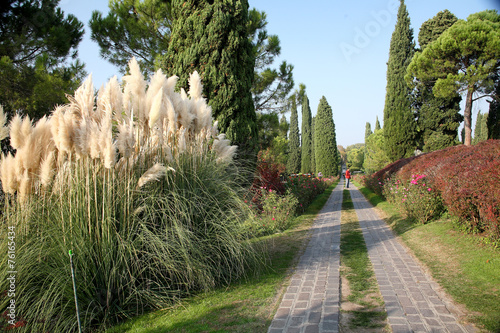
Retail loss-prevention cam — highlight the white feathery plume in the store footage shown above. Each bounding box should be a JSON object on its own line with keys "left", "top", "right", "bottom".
{"left": 9, "top": 114, "right": 23, "bottom": 149}
{"left": 188, "top": 71, "right": 203, "bottom": 100}
{"left": 137, "top": 163, "right": 174, "bottom": 188}
{"left": 149, "top": 87, "right": 163, "bottom": 128}
{"left": 74, "top": 74, "right": 95, "bottom": 118}
{"left": 146, "top": 69, "right": 166, "bottom": 113}
{"left": 194, "top": 99, "right": 212, "bottom": 133}
{"left": 20, "top": 116, "right": 32, "bottom": 148}
{"left": 122, "top": 57, "right": 147, "bottom": 126}
{"left": 105, "top": 76, "right": 123, "bottom": 123}
{"left": 164, "top": 75, "right": 178, "bottom": 96}
{"left": 88, "top": 120, "right": 101, "bottom": 159}
{"left": 180, "top": 88, "right": 188, "bottom": 100}
{"left": 165, "top": 96, "right": 177, "bottom": 133}
{"left": 39, "top": 151, "right": 55, "bottom": 187}
{"left": 116, "top": 121, "right": 135, "bottom": 159}
{"left": 0, "top": 105, "right": 8, "bottom": 141}
{"left": 177, "top": 128, "right": 187, "bottom": 154}
{"left": 212, "top": 134, "right": 237, "bottom": 163}
{"left": 18, "top": 169, "right": 31, "bottom": 203}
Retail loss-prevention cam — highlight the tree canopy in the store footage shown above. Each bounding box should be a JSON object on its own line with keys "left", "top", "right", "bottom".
{"left": 161, "top": 0, "right": 258, "bottom": 158}
{"left": 407, "top": 10, "right": 500, "bottom": 146}
{"left": 314, "top": 96, "right": 338, "bottom": 177}
{"left": 0, "top": 0, "right": 85, "bottom": 120}
{"left": 89, "top": 0, "right": 171, "bottom": 74}
{"left": 300, "top": 94, "right": 312, "bottom": 174}
{"left": 383, "top": 0, "right": 417, "bottom": 161}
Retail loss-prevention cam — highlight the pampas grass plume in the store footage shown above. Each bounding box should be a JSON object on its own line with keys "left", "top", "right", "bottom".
{"left": 137, "top": 163, "right": 174, "bottom": 188}
{"left": 0, "top": 105, "right": 8, "bottom": 141}
{"left": 149, "top": 88, "right": 163, "bottom": 128}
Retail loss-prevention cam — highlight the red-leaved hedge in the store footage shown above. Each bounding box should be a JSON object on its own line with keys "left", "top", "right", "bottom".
{"left": 362, "top": 140, "right": 500, "bottom": 241}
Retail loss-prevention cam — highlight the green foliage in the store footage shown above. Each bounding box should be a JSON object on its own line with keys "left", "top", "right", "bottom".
{"left": 0, "top": 0, "right": 85, "bottom": 120}
{"left": 407, "top": 10, "right": 500, "bottom": 146}
{"left": 347, "top": 146, "right": 365, "bottom": 172}
{"left": 311, "top": 116, "right": 316, "bottom": 174}
{"left": 364, "top": 122, "right": 372, "bottom": 142}
{"left": 89, "top": 0, "right": 172, "bottom": 74}
{"left": 409, "top": 9, "right": 462, "bottom": 152}
{"left": 314, "top": 97, "right": 338, "bottom": 177}
{"left": 374, "top": 116, "right": 381, "bottom": 131}
{"left": 383, "top": 0, "right": 417, "bottom": 162}
{"left": 363, "top": 129, "right": 391, "bottom": 174}
{"left": 418, "top": 9, "right": 458, "bottom": 50}
{"left": 473, "top": 111, "right": 489, "bottom": 144}
{"left": 487, "top": 79, "right": 500, "bottom": 139}
{"left": 383, "top": 174, "right": 444, "bottom": 224}
{"left": 248, "top": 9, "right": 294, "bottom": 113}
{"left": 256, "top": 111, "right": 280, "bottom": 150}
{"left": 0, "top": 0, "right": 84, "bottom": 64}
{"left": 254, "top": 188, "right": 298, "bottom": 235}
{"left": 300, "top": 94, "right": 312, "bottom": 173}
{"left": 286, "top": 97, "right": 301, "bottom": 173}
{"left": 160, "top": 0, "right": 258, "bottom": 158}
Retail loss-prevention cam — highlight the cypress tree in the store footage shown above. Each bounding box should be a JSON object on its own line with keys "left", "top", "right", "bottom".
{"left": 286, "top": 98, "right": 301, "bottom": 173}
{"left": 301, "top": 94, "right": 312, "bottom": 174}
{"left": 473, "top": 111, "right": 483, "bottom": 144}
{"left": 162, "top": 0, "right": 258, "bottom": 158}
{"left": 314, "top": 96, "right": 338, "bottom": 177}
{"left": 365, "top": 122, "right": 372, "bottom": 143}
{"left": 375, "top": 116, "right": 381, "bottom": 131}
{"left": 487, "top": 79, "right": 500, "bottom": 139}
{"left": 383, "top": 0, "right": 417, "bottom": 161}
{"left": 311, "top": 116, "right": 316, "bottom": 174}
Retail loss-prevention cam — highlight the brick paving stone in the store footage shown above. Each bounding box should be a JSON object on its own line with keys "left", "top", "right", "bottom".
{"left": 349, "top": 184, "right": 473, "bottom": 333}
{"left": 267, "top": 182, "right": 343, "bottom": 333}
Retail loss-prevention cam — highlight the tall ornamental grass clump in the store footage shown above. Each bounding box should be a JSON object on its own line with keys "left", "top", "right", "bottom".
{"left": 0, "top": 58, "right": 258, "bottom": 332}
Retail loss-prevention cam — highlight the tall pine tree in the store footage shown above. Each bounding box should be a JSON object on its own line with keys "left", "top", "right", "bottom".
{"left": 412, "top": 10, "right": 462, "bottom": 152}
{"left": 301, "top": 94, "right": 312, "bottom": 173}
{"left": 162, "top": 0, "right": 258, "bottom": 158}
{"left": 383, "top": 0, "right": 417, "bottom": 161}
{"left": 314, "top": 97, "right": 338, "bottom": 177}
{"left": 286, "top": 97, "right": 301, "bottom": 173}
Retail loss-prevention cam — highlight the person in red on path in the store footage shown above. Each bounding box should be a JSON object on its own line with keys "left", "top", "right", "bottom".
{"left": 345, "top": 168, "right": 351, "bottom": 188}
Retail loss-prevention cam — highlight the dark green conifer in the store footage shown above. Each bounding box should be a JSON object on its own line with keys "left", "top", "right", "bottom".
{"left": 383, "top": 0, "right": 417, "bottom": 161}
{"left": 301, "top": 95, "right": 312, "bottom": 173}
{"left": 311, "top": 116, "right": 316, "bottom": 174}
{"left": 286, "top": 97, "right": 301, "bottom": 173}
{"left": 162, "top": 0, "right": 258, "bottom": 158}
{"left": 314, "top": 96, "right": 338, "bottom": 177}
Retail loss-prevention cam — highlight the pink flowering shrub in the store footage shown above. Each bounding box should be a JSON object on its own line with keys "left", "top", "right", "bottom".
{"left": 258, "top": 189, "right": 298, "bottom": 234}
{"left": 286, "top": 174, "right": 333, "bottom": 213}
{"left": 383, "top": 173, "right": 444, "bottom": 224}
{"left": 364, "top": 140, "right": 500, "bottom": 242}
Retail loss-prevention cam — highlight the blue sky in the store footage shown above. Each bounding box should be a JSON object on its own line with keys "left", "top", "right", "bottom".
{"left": 59, "top": 0, "right": 500, "bottom": 147}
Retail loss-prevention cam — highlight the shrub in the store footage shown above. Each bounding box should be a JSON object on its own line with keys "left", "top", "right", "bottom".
{"left": 383, "top": 173, "right": 444, "bottom": 224}
{"left": 286, "top": 174, "right": 333, "bottom": 213}
{"left": 0, "top": 58, "right": 258, "bottom": 332}
{"left": 363, "top": 140, "right": 500, "bottom": 243}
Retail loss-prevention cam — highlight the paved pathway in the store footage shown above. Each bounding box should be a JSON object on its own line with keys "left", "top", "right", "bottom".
{"left": 268, "top": 180, "right": 475, "bottom": 333}
{"left": 349, "top": 183, "right": 473, "bottom": 333}
{"left": 268, "top": 181, "right": 343, "bottom": 333}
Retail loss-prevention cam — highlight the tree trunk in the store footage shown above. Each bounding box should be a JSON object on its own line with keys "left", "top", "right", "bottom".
{"left": 464, "top": 87, "right": 474, "bottom": 146}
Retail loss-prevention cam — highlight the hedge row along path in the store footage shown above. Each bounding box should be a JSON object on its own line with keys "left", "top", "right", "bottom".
{"left": 268, "top": 180, "right": 475, "bottom": 333}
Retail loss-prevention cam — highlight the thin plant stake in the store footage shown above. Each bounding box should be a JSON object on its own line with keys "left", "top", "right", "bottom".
{"left": 69, "top": 250, "right": 82, "bottom": 333}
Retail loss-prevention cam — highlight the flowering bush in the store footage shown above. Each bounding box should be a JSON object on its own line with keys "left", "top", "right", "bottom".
{"left": 363, "top": 140, "right": 500, "bottom": 242}
{"left": 286, "top": 174, "right": 333, "bottom": 213}
{"left": 251, "top": 188, "right": 298, "bottom": 235}
{"left": 383, "top": 173, "right": 444, "bottom": 224}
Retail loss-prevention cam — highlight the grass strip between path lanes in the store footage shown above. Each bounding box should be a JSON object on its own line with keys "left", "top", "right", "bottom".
{"left": 339, "top": 189, "right": 388, "bottom": 331}
{"left": 354, "top": 180, "right": 500, "bottom": 333}
{"left": 106, "top": 182, "right": 338, "bottom": 333}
